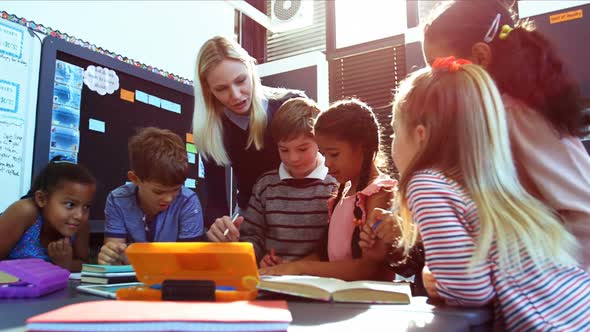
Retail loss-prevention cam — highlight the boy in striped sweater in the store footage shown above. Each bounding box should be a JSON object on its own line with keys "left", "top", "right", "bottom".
{"left": 207, "top": 98, "right": 337, "bottom": 266}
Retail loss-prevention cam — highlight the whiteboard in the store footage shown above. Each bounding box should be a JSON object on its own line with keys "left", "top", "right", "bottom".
{"left": 0, "top": 18, "right": 42, "bottom": 212}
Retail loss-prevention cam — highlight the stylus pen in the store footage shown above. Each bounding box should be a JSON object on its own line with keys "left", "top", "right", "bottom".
{"left": 223, "top": 210, "right": 240, "bottom": 237}
{"left": 371, "top": 219, "right": 383, "bottom": 232}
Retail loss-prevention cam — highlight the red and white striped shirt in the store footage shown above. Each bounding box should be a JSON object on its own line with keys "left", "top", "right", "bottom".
{"left": 408, "top": 169, "right": 590, "bottom": 331}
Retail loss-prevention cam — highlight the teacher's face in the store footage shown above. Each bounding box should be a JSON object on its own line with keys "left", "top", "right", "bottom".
{"left": 206, "top": 59, "right": 253, "bottom": 115}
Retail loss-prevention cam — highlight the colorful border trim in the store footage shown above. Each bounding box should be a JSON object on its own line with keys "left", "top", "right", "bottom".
{"left": 1, "top": 11, "right": 193, "bottom": 86}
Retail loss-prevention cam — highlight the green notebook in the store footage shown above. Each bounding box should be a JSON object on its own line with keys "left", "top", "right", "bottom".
{"left": 81, "top": 264, "right": 134, "bottom": 274}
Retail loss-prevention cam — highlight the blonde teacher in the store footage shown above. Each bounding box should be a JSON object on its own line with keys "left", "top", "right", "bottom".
{"left": 192, "top": 36, "right": 304, "bottom": 225}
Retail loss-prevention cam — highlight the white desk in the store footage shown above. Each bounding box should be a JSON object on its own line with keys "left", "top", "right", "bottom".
{"left": 0, "top": 281, "right": 491, "bottom": 331}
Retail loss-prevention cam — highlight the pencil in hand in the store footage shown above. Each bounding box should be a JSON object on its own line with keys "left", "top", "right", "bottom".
{"left": 371, "top": 219, "right": 383, "bottom": 232}
{"left": 223, "top": 211, "right": 241, "bottom": 237}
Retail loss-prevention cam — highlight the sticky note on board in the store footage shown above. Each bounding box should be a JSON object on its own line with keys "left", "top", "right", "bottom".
{"left": 186, "top": 143, "right": 197, "bottom": 154}
{"left": 187, "top": 152, "right": 195, "bottom": 164}
{"left": 88, "top": 119, "right": 106, "bottom": 133}
{"left": 169, "top": 102, "right": 181, "bottom": 113}
{"left": 549, "top": 9, "right": 583, "bottom": 24}
{"left": 161, "top": 99, "right": 181, "bottom": 114}
{"left": 185, "top": 178, "right": 196, "bottom": 189}
{"left": 120, "top": 88, "right": 135, "bottom": 102}
{"left": 186, "top": 133, "right": 194, "bottom": 143}
{"left": 135, "top": 90, "right": 148, "bottom": 103}
{"left": 148, "top": 95, "right": 161, "bottom": 108}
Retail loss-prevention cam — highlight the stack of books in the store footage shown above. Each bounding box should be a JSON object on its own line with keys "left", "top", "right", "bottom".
{"left": 80, "top": 264, "right": 137, "bottom": 285}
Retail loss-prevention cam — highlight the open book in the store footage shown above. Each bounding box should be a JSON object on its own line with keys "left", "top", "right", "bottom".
{"left": 257, "top": 275, "right": 411, "bottom": 304}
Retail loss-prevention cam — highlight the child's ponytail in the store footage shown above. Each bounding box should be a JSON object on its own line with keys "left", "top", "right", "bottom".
{"left": 330, "top": 183, "right": 346, "bottom": 216}
{"left": 350, "top": 152, "right": 375, "bottom": 259}
{"left": 26, "top": 157, "right": 96, "bottom": 198}
{"left": 23, "top": 156, "right": 62, "bottom": 199}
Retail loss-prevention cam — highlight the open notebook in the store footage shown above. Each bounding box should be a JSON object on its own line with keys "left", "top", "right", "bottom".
{"left": 26, "top": 300, "right": 292, "bottom": 332}
{"left": 258, "top": 275, "right": 411, "bottom": 304}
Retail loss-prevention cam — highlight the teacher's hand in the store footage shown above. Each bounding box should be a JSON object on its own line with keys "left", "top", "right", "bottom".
{"left": 206, "top": 215, "right": 243, "bottom": 242}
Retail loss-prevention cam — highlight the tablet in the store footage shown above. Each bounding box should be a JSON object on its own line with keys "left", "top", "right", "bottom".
{"left": 124, "top": 242, "right": 260, "bottom": 301}
{"left": 76, "top": 282, "right": 143, "bottom": 299}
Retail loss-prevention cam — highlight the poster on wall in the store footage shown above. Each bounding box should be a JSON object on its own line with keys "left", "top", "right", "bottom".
{"left": 49, "top": 60, "right": 83, "bottom": 163}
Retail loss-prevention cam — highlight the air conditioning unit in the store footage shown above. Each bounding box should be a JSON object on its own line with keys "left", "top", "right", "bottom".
{"left": 269, "top": 0, "right": 314, "bottom": 32}
{"left": 224, "top": 0, "right": 313, "bottom": 33}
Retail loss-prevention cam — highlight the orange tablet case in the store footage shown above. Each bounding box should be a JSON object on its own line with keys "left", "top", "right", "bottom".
{"left": 116, "top": 242, "right": 259, "bottom": 301}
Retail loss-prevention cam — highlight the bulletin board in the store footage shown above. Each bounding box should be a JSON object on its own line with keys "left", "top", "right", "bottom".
{"left": 33, "top": 36, "right": 205, "bottom": 221}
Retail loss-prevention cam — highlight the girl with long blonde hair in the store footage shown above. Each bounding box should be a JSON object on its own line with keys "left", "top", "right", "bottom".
{"left": 362, "top": 58, "right": 590, "bottom": 331}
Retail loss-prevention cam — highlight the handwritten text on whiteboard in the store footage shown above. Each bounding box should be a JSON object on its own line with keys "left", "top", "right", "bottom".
{"left": 0, "top": 117, "right": 24, "bottom": 178}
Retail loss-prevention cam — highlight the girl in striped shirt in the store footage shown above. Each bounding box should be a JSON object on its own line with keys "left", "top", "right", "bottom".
{"left": 362, "top": 58, "right": 590, "bottom": 331}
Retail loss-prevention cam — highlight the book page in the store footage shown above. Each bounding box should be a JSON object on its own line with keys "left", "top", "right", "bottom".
{"left": 332, "top": 281, "right": 411, "bottom": 304}
{"left": 333, "top": 281, "right": 411, "bottom": 295}
{"left": 258, "top": 276, "right": 412, "bottom": 303}
{"left": 260, "top": 275, "right": 349, "bottom": 293}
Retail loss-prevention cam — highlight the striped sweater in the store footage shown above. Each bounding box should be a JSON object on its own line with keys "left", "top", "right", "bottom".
{"left": 408, "top": 169, "right": 590, "bottom": 331}
{"left": 240, "top": 170, "right": 338, "bottom": 264}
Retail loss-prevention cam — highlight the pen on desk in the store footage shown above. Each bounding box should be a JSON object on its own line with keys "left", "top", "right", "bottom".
{"left": 223, "top": 211, "right": 240, "bottom": 237}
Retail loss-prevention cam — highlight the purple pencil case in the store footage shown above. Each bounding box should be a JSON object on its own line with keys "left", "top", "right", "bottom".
{"left": 0, "top": 258, "right": 69, "bottom": 298}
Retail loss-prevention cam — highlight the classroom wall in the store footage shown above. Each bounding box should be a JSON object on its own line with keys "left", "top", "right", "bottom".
{"left": 518, "top": 0, "right": 590, "bottom": 18}
{"left": 1, "top": 1, "right": 236, "bottom": 80}
{"left": 6, "top": 1, "right": 590, "bottom": 84}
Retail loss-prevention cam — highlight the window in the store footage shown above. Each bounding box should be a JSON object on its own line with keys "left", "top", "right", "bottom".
{"left": 326, "top": 0, "right": 411, "bottom": 173}
{"left": 334, "top": 0, "right": 407, "bottom": 49}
